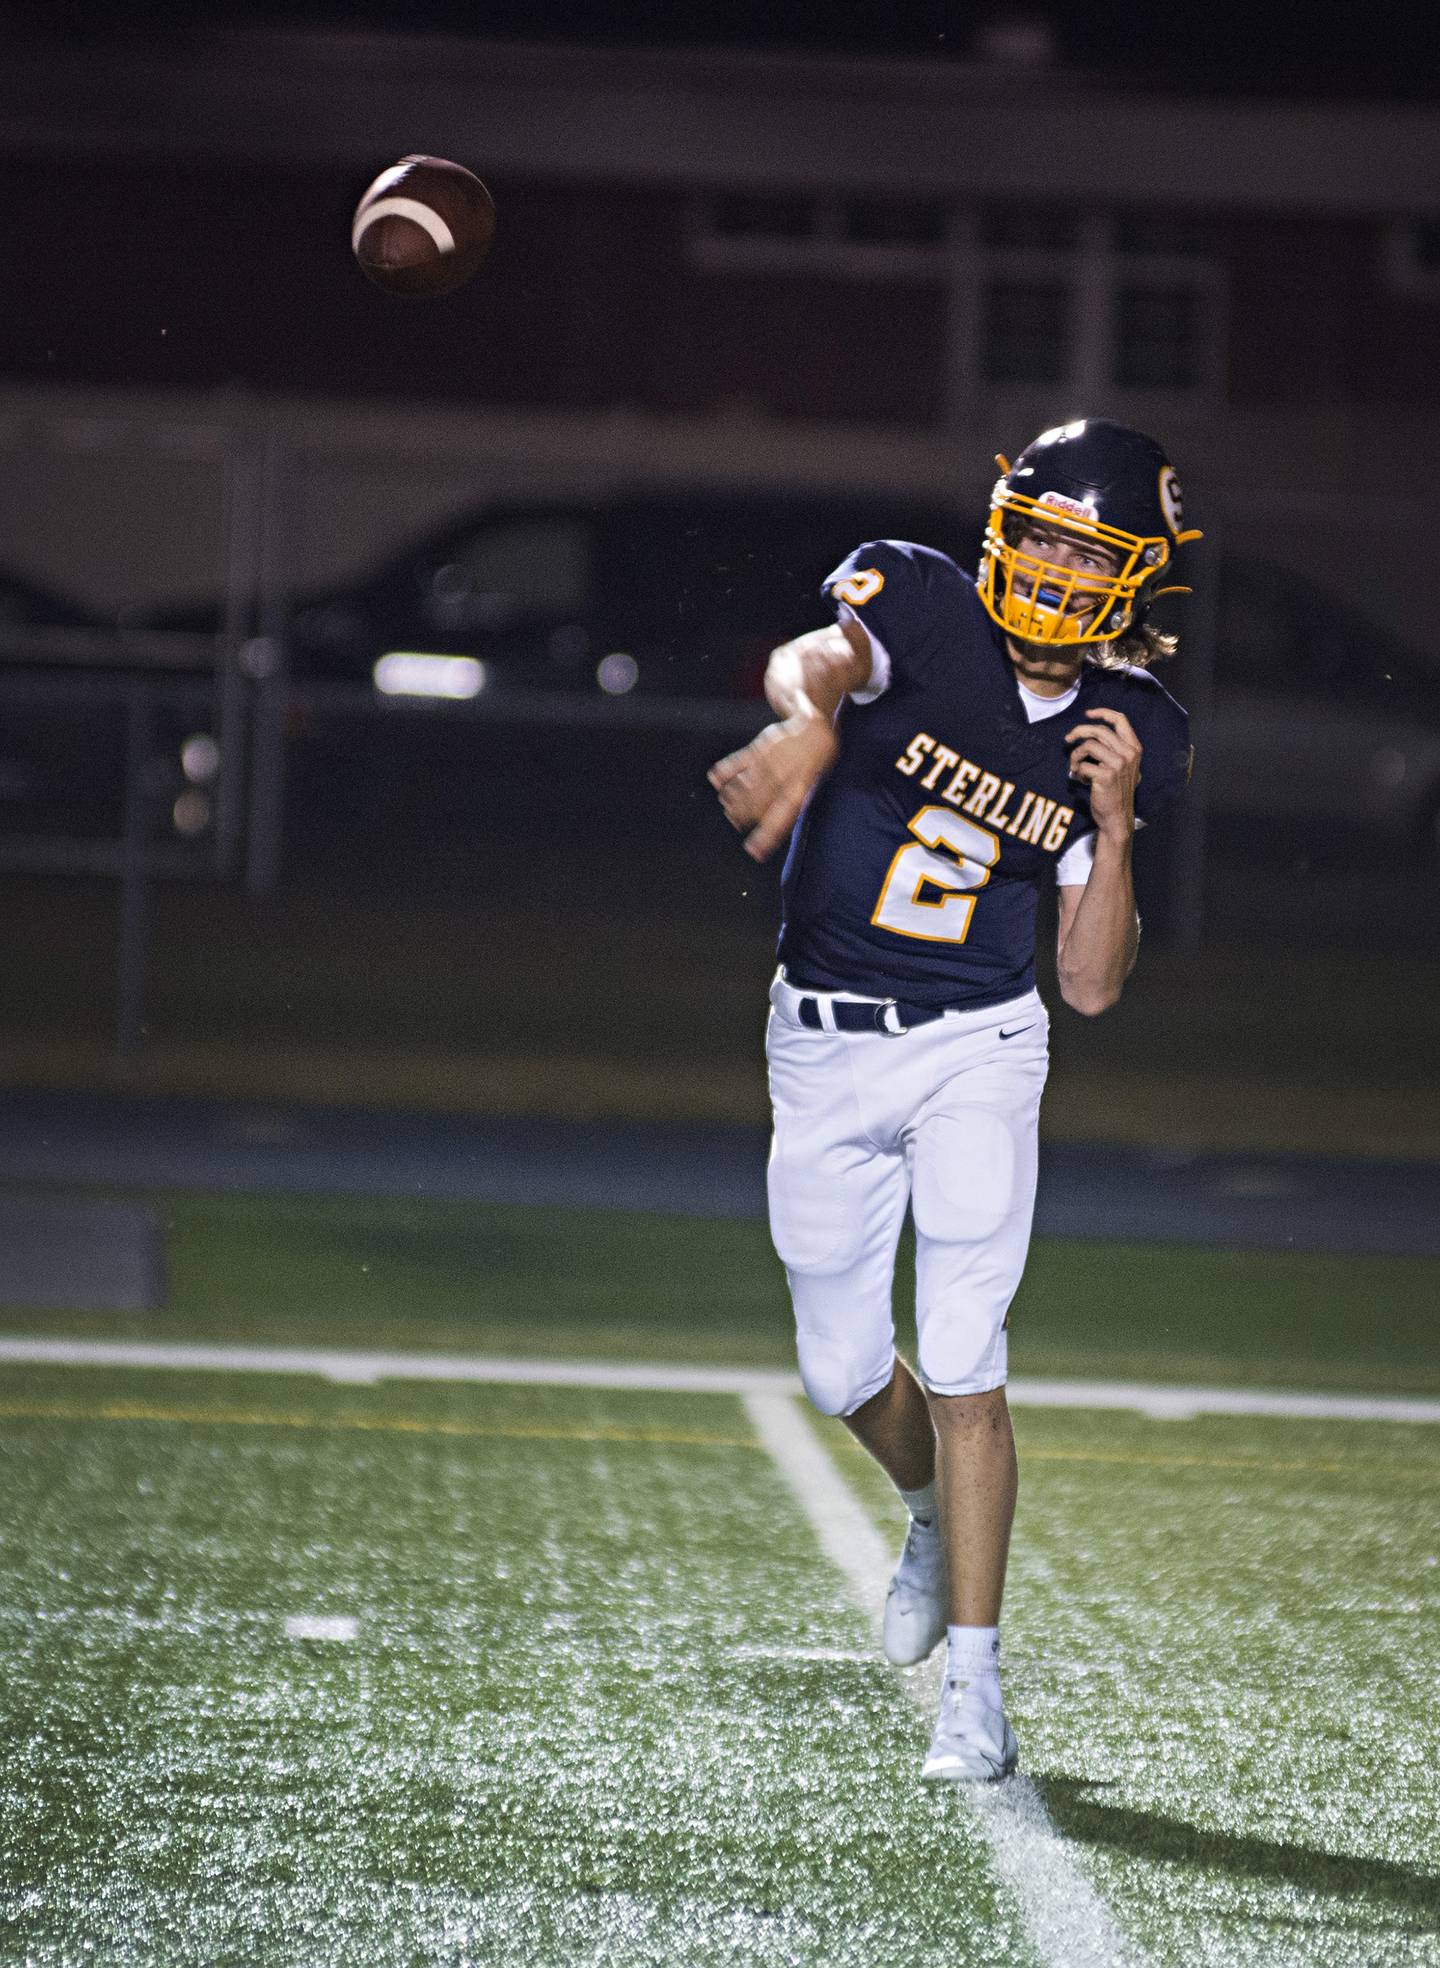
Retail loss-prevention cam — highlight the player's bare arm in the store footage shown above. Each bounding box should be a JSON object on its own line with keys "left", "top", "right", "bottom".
{"left": 707, "top": 614, "right": 871, "bottom": 861}
{"left": 1056, "top": 706, "right": 1143, "bottom": 1014}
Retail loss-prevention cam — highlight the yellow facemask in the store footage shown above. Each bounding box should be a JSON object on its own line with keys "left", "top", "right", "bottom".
{"left": 978, "top": 492, "right": 1170, "bottom": 647}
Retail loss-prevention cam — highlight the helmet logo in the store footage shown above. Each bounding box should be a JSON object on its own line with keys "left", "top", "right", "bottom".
{"left": 1158, "top": 466, "right": 1185, "bottom": 538}
{"left": 1036, "top": 490, "right": 1099, "bottom": 522}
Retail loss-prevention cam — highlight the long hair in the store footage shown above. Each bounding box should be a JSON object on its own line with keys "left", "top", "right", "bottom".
{"left": 1091, "top": 621, "right": 1178, "bottom": 671}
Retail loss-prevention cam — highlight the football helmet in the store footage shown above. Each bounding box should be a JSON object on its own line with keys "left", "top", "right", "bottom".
{"left": 977, "top": 418, "right": 1202, "bottom": 647}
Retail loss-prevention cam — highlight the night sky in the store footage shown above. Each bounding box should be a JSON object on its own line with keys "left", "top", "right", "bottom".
{"left": 24, "top": 0, "right": 1440, "bottom": 104}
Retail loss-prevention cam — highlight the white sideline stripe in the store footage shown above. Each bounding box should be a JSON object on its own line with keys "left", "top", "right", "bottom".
{"left": 0, "top": 1337, "right": 799, "bottom": 1395}
{"left": 0, "top": 1337, "right": 1436, "bottom": 1425}
{"left": 284, "top": 1614, "right": 357, "bottom": 1642}
{"left": 742, "top": 1392, "right": 1141, "bottom": 1968}
{"left": 1010, "top": 1377, "right": 1440, "bottom": 1424}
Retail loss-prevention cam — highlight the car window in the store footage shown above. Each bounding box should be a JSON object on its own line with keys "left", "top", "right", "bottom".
{"left": 1215, "top": 555, "right": 1429, "bottom": 709}
{"left": 1295, "top": 586, "right": 1426, "bottom": 709}
{"left": 604, "top": 507, "right": 817, "bottom": 638}
{"left": 426, "top": 516, "right": 593, "bottom": 630}
{"left": 604, "top": 500, "right": 966, "bottom": 638}
{"left": 1214, "top": 558, "right": 1308, "bottom": 687}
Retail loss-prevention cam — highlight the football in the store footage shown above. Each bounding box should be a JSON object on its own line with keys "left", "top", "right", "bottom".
{"left": 352, "top": 155, "right": 496, "bottom": 298}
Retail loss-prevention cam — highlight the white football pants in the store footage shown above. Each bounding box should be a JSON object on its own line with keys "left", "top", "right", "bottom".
{"left": 765, "top": 970, "right": 1049, "bottom": 1414}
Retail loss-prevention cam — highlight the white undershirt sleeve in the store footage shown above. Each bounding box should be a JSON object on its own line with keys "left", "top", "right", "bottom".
{"left": 838, "top": 603, "right": 893, "bottom": 704}
{"left": 1054, "top": 817, "right": 1145, "bottom": 887}
{"left": 1054, "top": 829, "right": 1097, "bottom": 888}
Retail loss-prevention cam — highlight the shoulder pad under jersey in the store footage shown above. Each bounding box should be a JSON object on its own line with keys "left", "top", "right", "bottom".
{"left": 1086, "top": 663, "right": 1193, "bottom": 822}
{"left": 821, "top": 540, "right": 968, "bottom": 681}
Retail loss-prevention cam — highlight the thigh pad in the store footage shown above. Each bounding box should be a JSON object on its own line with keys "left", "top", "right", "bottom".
{"left": 767, "top": 1147, "right": 869, "bottom": 1276}
{"left": 910, "top": 1106, "right": 1021, "bottom": 1245}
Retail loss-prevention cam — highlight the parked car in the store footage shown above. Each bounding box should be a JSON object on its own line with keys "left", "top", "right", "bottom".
{"left": 146, "top": 484, "right": 971, "bottom": 700}
{"left": 236, "top": 484, "right": 1440, "bottom": 862}
{"left": 13, "top": 489, "right": 1440, "bottom": 865}
{"left": 134, "top": 485, "right": 977, "bottom": 841}
{"left": 0, "top": 564, "right": 104, "bottom": 638}
{"left": 1206, "top": 555, "right": 1440, "bottom": 862}
{"left": 0, "top": 565, "right": 117, "bottom": 830}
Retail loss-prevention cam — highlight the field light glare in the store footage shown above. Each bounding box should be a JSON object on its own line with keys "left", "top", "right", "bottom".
{"left": 181, "top": 734, "right": 221, "bottom": 784}
{"left": 597, "top": 652, "right": 639, "bottom": 695}
{"left": 172, "top": 789, "right": 211, "bottom": 836}
{"left": 373, "top": 654, "right": 487, "bottom": 699}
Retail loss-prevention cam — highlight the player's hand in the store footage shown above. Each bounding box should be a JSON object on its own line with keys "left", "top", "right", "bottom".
{"left": 708, "top": 712, "right": 840, "bottom": 861}
{"left": 1065, "top": 707, "right": 1141, "bottom": 839}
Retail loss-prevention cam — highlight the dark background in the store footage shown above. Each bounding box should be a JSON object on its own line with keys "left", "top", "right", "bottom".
{"left": 1, "top": 0, "right": 1437, "bottom": 1158}
{"left": 24, "top": 1, "right": 1440, "bottom": 101}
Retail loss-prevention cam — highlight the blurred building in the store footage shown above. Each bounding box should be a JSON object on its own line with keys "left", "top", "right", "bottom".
{"left": 2, "top": 30, "right": 1439, "bottom": 634}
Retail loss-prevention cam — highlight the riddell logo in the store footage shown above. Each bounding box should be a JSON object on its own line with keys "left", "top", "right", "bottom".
{"left": 1036, "top": 490, "right": 1099, "bottom": 521}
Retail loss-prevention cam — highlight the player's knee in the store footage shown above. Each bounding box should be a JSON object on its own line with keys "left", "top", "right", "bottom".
{"left": 917, "top": 1312, "right": 1008, "bottom": 1399}
{"left": 910, "top": 1108, "right": 1022, "bottom": 1245}
{"left": 795, "top": 1328, "right": 892, "bottom": 1418}
{"left": 927, "top": 1379, "right": 1010, "bottom": 1425}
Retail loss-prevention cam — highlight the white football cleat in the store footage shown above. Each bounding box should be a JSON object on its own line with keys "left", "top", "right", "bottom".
{"left": 921, "top": 1676, "right": 1019, "bottom": 1783}
{"left": 882, "top": 1514, "right": 947, "bottom": 1666}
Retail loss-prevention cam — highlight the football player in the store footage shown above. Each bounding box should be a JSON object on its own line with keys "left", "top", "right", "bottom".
{"left": 710, "top": 420, "right": 1198, "bottom": 1781}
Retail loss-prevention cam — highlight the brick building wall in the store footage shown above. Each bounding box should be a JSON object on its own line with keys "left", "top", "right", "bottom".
{"left": 6, "top": 153, "right": 1433, "bottom": 420}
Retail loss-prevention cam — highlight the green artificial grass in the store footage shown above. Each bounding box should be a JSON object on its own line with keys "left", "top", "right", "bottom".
{"left": 1, "top": 1363, "right": 1436, "bottom": 1966}
{"left": 0, "top": 1368, "right": 1015, "bottom": 1968}
{"left": 3, "top": 1188, "right": 1439, "bottom": 1394}
{"left": 823, "top": 1402, "right": 1440, "bottom": 1966}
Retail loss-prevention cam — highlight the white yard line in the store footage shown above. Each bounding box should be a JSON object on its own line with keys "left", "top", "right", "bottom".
{"left": 743, "top": 1390, "right": 1145, "bottom": 1968}
{"left": 0, "top": 1335, "right": 1436, "bottom": 1424}
{"left": 731, "top": 1644, "right": 875, "bottom": 1663}
{"left": 284, "top": 1614, "right": 358, "bottom": 1642}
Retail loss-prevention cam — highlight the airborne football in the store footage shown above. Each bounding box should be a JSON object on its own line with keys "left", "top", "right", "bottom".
{"left": 352, "top": 154, "right": 496, "bottom": 297}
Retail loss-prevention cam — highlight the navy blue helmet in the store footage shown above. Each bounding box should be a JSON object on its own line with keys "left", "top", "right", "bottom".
{"left": 977, "top": 419, "right": 1202, "bottom": 646}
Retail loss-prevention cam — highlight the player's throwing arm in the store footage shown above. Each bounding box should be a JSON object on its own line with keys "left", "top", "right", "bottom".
{"left": 708, "top": 615, "right": 871, "bottom": 861}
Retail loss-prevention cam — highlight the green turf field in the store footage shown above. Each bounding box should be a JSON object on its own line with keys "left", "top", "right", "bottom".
{"left": 2, "top": 1187, "right": 1438, "bottom": 1962}
{"left": 0, "top": 1366, "right": 1012, "bottom": 1967}
{"left": 1, "top": 1359, "right": 1436, "bottom": 1966}
{"left": 3, "top": 1189, "right": 1438, "bottom": 1393}
{"left": 823, "top": 1405, "right": 1440, "bottom": 1965}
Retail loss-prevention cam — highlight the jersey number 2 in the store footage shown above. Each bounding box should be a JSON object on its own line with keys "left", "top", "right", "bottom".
{"left": 833, "top": 568, "right": 884, "bottom": 606}
{"left": 871, "top": 805, "right": 1001, "bottom": 944}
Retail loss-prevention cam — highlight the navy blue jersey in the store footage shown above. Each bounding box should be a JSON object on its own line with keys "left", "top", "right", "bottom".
{"left": 777, "top": 540, "right": 1192, "bottom": 1009}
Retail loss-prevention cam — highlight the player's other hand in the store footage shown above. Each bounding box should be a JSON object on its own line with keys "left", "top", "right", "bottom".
{"left": 708, "top": 712, "right": 840, "bottom": 861}
{"left": 1065, "top": 706, "right": 1141, "bottom": 838}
